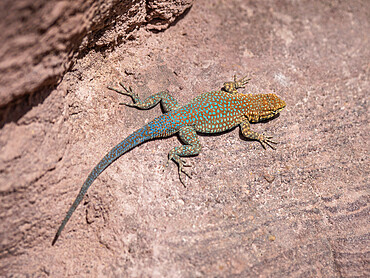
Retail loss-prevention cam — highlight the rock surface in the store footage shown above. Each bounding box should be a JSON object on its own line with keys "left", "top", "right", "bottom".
{"left": 0, "top": 0, "right": 369, "bottom": 277}
{"left": 0, "top": 0, "right": 192, "bottom": 110}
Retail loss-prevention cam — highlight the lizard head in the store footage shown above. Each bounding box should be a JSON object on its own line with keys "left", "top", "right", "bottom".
{"left": 248, "top": 93, "right": 286, "bottom": 122}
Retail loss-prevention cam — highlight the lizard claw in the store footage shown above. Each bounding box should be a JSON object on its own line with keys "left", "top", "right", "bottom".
{"left": 178, "top": 164, "right": 192, "bottom": 187}
{"left": 107, "top": 85, "right": 128, "bottom": 97}
{"left": 179, "top": 158, "right": 192, "bottom": 168}
{"left": 223, "top": 75, "right": 251, "bottom": 94}
{"left": 168, "top": 155, "right": 192, "bottom": 187}
{"left": 234, "top": 75, "right": 251, "bottom": 89}
{"left": 258, "top": 134, "right": 278, "bottom": 150}
{"left": 108, "top": 81, "right": 140, "bottom": 105}
{"left": 119, "top": 82, "right": 131, "bottom": 93}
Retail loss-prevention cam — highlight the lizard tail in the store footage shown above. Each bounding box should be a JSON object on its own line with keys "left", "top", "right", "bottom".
{"left": 52, "top": 125, "right": 152, "bottom": 245}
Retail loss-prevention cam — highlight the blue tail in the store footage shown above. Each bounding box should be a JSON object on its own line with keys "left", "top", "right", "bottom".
{"left": 52, "top": 124, "right": 152, "bottom": 245}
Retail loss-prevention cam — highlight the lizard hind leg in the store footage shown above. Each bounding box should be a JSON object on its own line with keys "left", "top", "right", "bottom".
{"left": 107, "top": 81, "right": 180, "bottom": 112}
{"left": 167, "top": 126, "right": 202, "bottom": 186}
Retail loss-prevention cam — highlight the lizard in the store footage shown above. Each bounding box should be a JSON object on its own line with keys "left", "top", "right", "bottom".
{"left": 52, "top": 75, "right": 286, "bottom": 245}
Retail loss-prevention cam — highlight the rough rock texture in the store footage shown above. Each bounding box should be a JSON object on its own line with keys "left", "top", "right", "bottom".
{"left": 0, "top": 0, "right": 369, "bottom": 277}
{"left": 0, "top": 0, "right": 192, "bottom": 113}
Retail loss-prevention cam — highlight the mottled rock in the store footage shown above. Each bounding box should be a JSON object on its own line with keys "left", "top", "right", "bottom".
{"left": 0, "top": 0, "right": 368, "bottom": 277}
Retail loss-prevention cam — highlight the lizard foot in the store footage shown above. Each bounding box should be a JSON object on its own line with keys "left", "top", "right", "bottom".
{"left": 178, "top": 158, "right": 192, "bottom": 187}
{"left": 258, "top": 134, "right": 277, "bottom": 150}
{"left": 167, "top": 155, "right": 192, "bottom": 187}
{"left": 107, "top": 82, "right": 140, "bottom": 107}
{"left": 233, "top": 75, "right": 251, "bottom": 89}
{"left": 223, "top": 75, "right": 251, "bottom": 94}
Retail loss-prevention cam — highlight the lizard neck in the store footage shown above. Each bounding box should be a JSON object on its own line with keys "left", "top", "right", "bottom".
{"left": 236, "top": 93, "right": 268, "bottom": 122}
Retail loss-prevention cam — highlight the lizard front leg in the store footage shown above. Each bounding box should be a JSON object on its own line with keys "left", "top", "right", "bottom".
{"left": 168, "top": 126, "right": 202, "bottom": 186}
{"left": 108, "top": 81, "right": 180, "bottom": 112}
{"left": 240, "top": 118, "right": 277, "bottom": 149}
{"left": 222, "top": 75, "right": 251, "bottom": 94}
